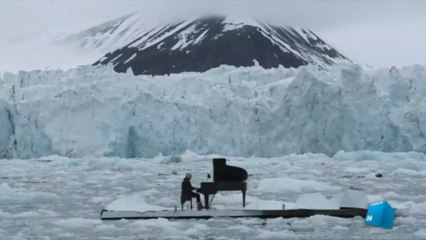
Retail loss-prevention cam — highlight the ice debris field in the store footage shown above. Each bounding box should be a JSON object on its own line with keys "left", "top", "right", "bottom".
{"left": 1, "top": 151, "right": 426, "bottom": 239}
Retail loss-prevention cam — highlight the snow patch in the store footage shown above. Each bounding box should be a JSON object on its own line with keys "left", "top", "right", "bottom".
{"left": 414, "top": 229, "right": 426, "bottom": 238}
{"left": 333, "top": 150, "right": 426, "bottom": 162}
{"left": 0, "top": 183, "right": 58, "bottom": 204}
{"left": 257, "top": 230, "right": 297, "bottom": 239}
{"left": 245, "top": 198, "right": 287, "bottom": 210}
{"left": 55, "top": 218, "right": 102, "bottom": 229}
{"left": 295, "top": 193, "right": 339, "bottom": 209}
{"left": 124, "top": 53, "right": 137, "bottom": 64}
{"left": 410, "top": 202, "right": 426, "bottom": 215}
{"left": 257, "top": 178, "right": 340, "bottom": 193}
{"left": 106, "top": 194, "right": 167, "bottom": 211}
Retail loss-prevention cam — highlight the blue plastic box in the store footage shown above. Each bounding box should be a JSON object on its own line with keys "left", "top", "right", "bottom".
{"left": 365, "top": 200, "right": 395, "bottom": 229}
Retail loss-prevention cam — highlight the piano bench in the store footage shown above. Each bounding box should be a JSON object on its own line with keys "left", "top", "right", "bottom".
{"left": 180, "top": 196, "right": 193, "bottom": 210}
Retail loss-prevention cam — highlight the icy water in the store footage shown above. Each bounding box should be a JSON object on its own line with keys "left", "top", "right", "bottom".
{"left": 1, "top": 151, "right": 426, "bottom": 240}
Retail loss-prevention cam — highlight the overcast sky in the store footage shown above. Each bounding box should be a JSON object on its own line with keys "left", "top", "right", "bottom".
{"left": 0, "top": 0, "right": 425, "bottom": 69}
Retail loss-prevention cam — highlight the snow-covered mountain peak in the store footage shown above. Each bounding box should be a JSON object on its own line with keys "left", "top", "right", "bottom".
{"left": 220, "top": 15, "right": 262, "bottom": 30}
{"left": 77, "top": 13, "right": 349, "bottom": 75}
{"left": 44, "top": 12, "right": 353, "bottom": 75}
{"left": 0, "top": 12, "right": 353, "bottom": 74}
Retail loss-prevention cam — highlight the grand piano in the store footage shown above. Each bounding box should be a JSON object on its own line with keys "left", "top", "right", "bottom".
{"left": 196, "top": 158, "right": 248, "bottom": 209}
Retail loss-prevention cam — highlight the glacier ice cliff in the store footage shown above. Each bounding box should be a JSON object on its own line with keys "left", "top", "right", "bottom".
{"left": 1, "top": 64, "right": 426, "bottom": 159}
{"left": 0, "top": 100, "right": 15, "bottom": 158}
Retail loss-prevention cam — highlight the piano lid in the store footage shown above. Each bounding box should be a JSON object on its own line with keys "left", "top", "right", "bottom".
{"left": 213, "top": 158, "right": 248, "bottom": 182}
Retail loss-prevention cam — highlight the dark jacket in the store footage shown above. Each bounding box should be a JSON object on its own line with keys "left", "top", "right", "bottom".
{"left": 181, "top": 177, "right": 195, "bottom": 197}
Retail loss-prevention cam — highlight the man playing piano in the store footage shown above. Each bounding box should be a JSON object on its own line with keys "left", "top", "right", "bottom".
{"left": 181, "top": 173, "right": 203, "bottom": 210}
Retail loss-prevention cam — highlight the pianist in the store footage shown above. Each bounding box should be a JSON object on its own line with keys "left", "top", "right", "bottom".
{"left": 181, "top": 173, "right": 203, "bottom": 210}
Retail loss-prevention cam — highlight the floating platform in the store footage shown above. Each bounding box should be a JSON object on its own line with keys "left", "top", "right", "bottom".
{"left": 100, "top": 208, "right": 367, "bottom": 220}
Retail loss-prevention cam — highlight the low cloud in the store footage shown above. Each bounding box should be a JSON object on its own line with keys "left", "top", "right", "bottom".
{"left": 0, "top": 0, "right": 425, "bottom": 67}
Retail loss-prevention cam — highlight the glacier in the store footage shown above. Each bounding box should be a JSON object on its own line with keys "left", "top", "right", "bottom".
{"left": 1, "top": 63, "right": 426, "bottom": 159}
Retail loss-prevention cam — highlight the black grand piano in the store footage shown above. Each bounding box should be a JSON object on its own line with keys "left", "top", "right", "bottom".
{"left": 196, "top": 158, "right": 248, "bottom": 209}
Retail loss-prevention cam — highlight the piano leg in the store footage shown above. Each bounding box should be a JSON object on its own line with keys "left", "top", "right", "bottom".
{"left": 242, "top": 190, "right": 246, "bottom": 207}
{"left": 203, "top": 194, "right": 210, "bottom": 209}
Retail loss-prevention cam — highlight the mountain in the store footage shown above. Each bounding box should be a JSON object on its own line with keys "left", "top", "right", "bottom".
{"left": 61, "top": 13, "right": 351, "bottom": 75}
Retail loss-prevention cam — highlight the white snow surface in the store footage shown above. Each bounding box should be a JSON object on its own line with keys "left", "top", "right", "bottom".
{"left": 106, "top": 194, "right": 167, "bottom": 212}
{"left": 330, "top": 190, "right": 370, "bottom": 209}
{"left": 295, "top": 193, "right": 339, "bottom": 209}
{"left": 0, "top": 152, "right": 425, "bottom": 239}
{"left": 0, "top": 183, "right": 58, "bottom": 204}
{"left": 1, "top": 63, "right": 426, "bottom": 159}
{"left": 257, "top": 178, "right": 340, "bottom": 193}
